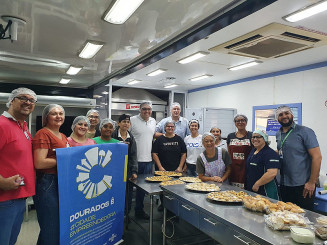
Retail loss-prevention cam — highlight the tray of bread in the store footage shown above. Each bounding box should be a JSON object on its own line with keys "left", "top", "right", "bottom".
{"left": 145, "top": 176, "right": 172, "bottom": 182}
{"left": 185, "top": 183, "right": 220, "bottom": 192}
{"left": 179, "top": 177, "right": 202, "bottom": 183}
{"left": 160, "top": 180, "right": 185, "bottom": 186}
{"left": 264, "top": 211, "right": 310, "bottom": 230}
{"left": 207, "top": 190, "right": 249, "bottom": 203}
{"left": 243, "top": 195, "right": 305, "bottom": 214}
{"left": 154, "top": 171, "right": 182, "bottom": 177}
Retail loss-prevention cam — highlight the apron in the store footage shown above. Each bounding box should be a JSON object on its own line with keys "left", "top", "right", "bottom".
{"left": 200, "top": 147, "right": 226, "bottom": 178}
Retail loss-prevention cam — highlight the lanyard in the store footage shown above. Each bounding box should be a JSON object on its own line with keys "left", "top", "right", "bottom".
{"left": 280, "top": 124, "right": 296, "bottom": 148}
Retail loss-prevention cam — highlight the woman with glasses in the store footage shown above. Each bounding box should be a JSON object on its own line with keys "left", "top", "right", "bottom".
{"left": 152, "top": 120, "right": 187, "bottom": 211}
{"left": 196, "top": 132, "right": 231, "bottom": 182}
{"left": 32, "top": 104, "right": 69, "bottom": 245}
{"left": 86, "top": 109, "right": 101, "bottom": 138}
{"left": 245, "top": 130, "right": 280, "bottom": 199}
{"left": 227, "top": 114, "right": 253, "bottom": 188}
{"left": 184, "top": 119, "right": 202, "bottom": 176}
{"left": 68, "top": 116, "right": 96, "bottom": 146}
{"left": 210, "top": 127, "right": 227, "bottom": 150}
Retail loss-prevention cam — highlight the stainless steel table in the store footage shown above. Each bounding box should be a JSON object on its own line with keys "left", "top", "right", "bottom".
{"left": 162, "top": 183, "right": 325, "bottom": 245}
{"left": 127, "top": 174, "right": 162, "bottom": 245}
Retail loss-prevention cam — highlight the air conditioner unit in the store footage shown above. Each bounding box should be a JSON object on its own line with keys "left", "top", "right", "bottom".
{"left": 209, "top": 23, "right": 327, "bottom": 60}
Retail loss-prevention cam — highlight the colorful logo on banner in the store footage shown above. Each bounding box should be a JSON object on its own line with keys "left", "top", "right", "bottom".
{"left": 56, "top": 143, "right": 128, "bottom": 245}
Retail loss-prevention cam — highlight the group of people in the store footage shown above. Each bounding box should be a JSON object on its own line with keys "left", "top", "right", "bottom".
{"left": 0, "top": 87, "right": 322, "bottom": 245}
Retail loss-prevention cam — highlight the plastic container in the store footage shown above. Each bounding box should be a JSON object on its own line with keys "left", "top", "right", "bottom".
{"left": 290, "top": 226, "right": 315, "bottom": 244}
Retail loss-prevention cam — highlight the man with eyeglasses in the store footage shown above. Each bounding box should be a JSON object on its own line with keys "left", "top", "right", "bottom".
{"left": 130, "top": 101, "right": 156, "bottom": 219}
{"left": 0, "top": 87, "right": 37, "bottom": 245}
{"left": 155, "top": 102, "right": 190, "bottom": 139}
{"left": 275, "top": 105, "right": 322, "bottom": 211}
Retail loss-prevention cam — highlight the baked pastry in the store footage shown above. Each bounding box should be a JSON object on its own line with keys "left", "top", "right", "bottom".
{"left": 208, "top": 190, "right": 248, "bottom": 202}
{"left": 160, "top": 180, "right": 185, "bottom": 186}
{"left": 179, "top": 177, "right": 202, "bottom": 183}
{"left": 145, "top": 176, "right": 172, "bottom": 182}
{"left": 154, "top": 171, "right": 182, "bottom": 177}
{"left": 185, "top": 183, "right": 220, "bottom": 192}
{"left": 264, "top": 211, "right": 309, "bottom": 230}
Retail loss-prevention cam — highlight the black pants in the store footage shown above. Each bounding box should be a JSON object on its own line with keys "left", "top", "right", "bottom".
{"left": 280, "top": 185, "right": 315, "bottom": 211}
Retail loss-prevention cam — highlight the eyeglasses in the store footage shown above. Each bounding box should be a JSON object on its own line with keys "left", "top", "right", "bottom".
{"left": 141, "top": 108, "right": 152, "bottom": 111}
{"left": 166, "top": 126, "right": 175, "bottom": 128}
{"left": 15, "top": 96, "right": 37, "bottom": 104}
{"left": 88, "top": 115, "right": 99, "bottom": 119}
{"left": 252, "top": 136, "right": 263, "bottom": 139}
{"left": 235, "top": 119, "right": 246, "bottom": 123}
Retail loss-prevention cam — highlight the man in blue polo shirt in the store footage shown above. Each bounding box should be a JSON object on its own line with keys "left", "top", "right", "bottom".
{"left": 276, "top": 105, "right": 322, "bottom": 211}
{"left": 155, "top": 102, "right": 190, "bottom": 139}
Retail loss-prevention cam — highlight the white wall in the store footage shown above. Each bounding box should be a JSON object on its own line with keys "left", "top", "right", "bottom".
{"left": 188, "top": 67, "right": 327, "bottom": 176}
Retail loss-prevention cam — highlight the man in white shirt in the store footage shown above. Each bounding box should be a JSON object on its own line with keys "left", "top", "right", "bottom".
{"left": 130, "top": 101, "right": 156, "bottom": 219}
{"left": 155, "top": 102, "right": 190, "bottom": 139}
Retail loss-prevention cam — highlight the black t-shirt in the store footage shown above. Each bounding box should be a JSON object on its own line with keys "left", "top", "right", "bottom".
{"left": 152, "top": 135, "right": 187, "bottom": 171}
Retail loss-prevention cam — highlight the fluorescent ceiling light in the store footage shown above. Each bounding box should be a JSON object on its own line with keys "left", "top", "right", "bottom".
{"left": 164, "top": 84, "right": 177, "bottom": 88}
{"left": 189, "top": 74, "right": 213, "bottom": 82}
{"left": 283, "top": 0, "right": 327, "bottom": 22}
{"left": 101, "top": 91, "right": 109, "bottom": 95}
{"left": 78, "top": 41, "right": 104, "bottom": 59}
{"left": 66, "top": 66, "right": 82, "bottom": 75}
{"left": 103, "top": 0, "right": 144, "bottom": 24}
{"left": 228, "top": 61, "right": 262, "bottom": 71}
{"left": 93, "top": 95, "right": 103, "bottom": 99}
{"left": 147, "top": 69, "right": 167, "bottom": 77}
{"left": 177, "top": 51, "right": 209, "bottom": 64}
{"left": 127, "top": 79, "right": 141, "bottom": 85}
{"left": 59, "top": 78, "right": 71, "bottom": 84}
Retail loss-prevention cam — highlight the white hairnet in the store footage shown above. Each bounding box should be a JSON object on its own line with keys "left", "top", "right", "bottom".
{"left": 6, "top": 87, "right": 37, "bottom": 108}
{"left": 234, "top": 114, "right": 248, "bottom": 123}
{"left": 275, "top": 105, "right": 293, "bottom": 120}
{"left": 71, "top": 116, "right": 90, "bottom": 131}
{"left": 99, "top": 118, "right": 116, "bottom": 130}
{"left": 202, "top": 132, "right": 215, "bottom": 143}
{"left": 42, "top": 104, "right": 65, "bottom": 127}
{"left": 139, "top": 101, "right": 152, "bottom": 110}
{"left": 164, "top": 120, "right": 175, "bottom": 128}
{"left": 86, "top": 109, "right": 99, "bottom": 117}
{"left": 170, "top": 102, "right": 181, "bottom": 110}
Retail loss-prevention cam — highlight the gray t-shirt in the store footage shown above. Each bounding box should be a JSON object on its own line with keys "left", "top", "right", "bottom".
{"left": 276, "top": 123, "right": 319, "bottom": 186}
{"left": 196, "top": 147, "right": 231, "bottom": 175}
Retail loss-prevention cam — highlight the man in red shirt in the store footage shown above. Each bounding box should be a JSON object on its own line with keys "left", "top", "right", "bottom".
{"left": 0, "top": 87, "right": 37, "bottom": 245}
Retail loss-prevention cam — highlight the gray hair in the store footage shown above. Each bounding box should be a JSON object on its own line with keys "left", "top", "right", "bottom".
{"left": 42, "top": 104, "right": 65, "bottom": 127}
{"left": 6, "top": 87, "right": 37, "bottom": 108}
{"left": 86, "top": 109, "right": 99, "bottom": 117}
{"left": 164, "top": 120, "right": 175, "bottom": 128}
{"left": 170, "top": 102, "right": 181, "bottom": 110}
{"left": 139, "top": 101, "right": 152, "bottom": 110}
{"left": 99, "top": 118, "right": 116, "bottom": 130}
{"left": 71, "top": 116, "right": 90, "bottom": 131}
{"left": 234, "top": 114, "right": 248, "bottom": 123}
{"left": 202, "top": 132, "right": 215, "bottom": 143}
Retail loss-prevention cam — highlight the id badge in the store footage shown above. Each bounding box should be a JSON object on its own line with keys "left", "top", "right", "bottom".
{"left": 279, "top": 149, "right": 283, "bottom": 159}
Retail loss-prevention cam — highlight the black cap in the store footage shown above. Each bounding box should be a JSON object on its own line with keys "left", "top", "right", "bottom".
{"left": 118, "top": 114, "right": 130, "bottom": 122}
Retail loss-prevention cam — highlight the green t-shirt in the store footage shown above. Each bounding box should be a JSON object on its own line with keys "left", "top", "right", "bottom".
{"left": 92, "top": 137, "right": 120, "bottom": 144}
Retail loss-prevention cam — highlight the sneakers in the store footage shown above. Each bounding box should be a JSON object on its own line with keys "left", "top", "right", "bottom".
{"left": 157, "top": 204, "right": 164, "bottom": 212}
{"left": 135, "top": 210, "right": 150, "bottom": 220}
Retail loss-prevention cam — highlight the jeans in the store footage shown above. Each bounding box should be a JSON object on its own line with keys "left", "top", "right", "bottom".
{"left": 0, "top": 198, "right": 26, "bottom": 245}
{"left": 135, "top": 161, "right": 153, "bottom": 212}
{"left": 34, "top": 173, "right": 59, "bottom": 245}
{"left": 187, "top": 163, "right": 197, "bottom": 177}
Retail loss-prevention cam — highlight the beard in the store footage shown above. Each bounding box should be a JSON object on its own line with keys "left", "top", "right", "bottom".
{"left": 279, "top": 117, "right": 293, "bottom": 127}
